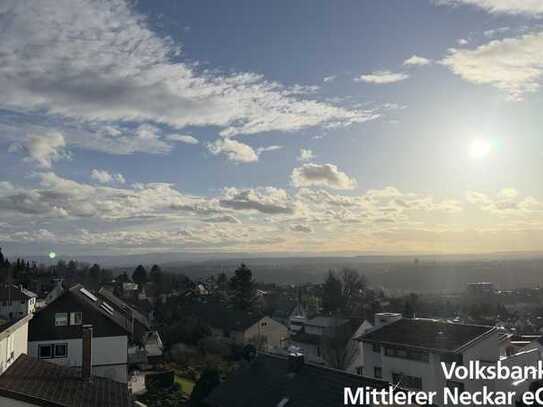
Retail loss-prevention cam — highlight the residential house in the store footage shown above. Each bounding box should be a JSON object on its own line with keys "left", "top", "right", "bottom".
{"left": 346, "top": 319, "right": 373, "bottom": 374}
{"left": 97, "top": 288, "right": 163, "bottom": 366}
{"left": 289, "top": 315, "right": 350, "bottom": 365}
{"left": 360, "top": 317, "right": 499, "bottom": 406}
{"left": 205, "top": 352, "right": 390, "bottom": 407}
{"left": 28, "top": 284, "right": 130, "bottom": 383}
{"left": 0, "top": 285, "right": 37, "bottom": 320}
{"left": 0, "top": 314, "right": 32, "bottom": 375}
{"left": 191, "top": 302, "right": 289, "bottom": 352}
{"left": 0, "top": 354, "right": 133, "bottom": 407}
{"left": 288, "top": 299, "right": 307, "bottom": 334}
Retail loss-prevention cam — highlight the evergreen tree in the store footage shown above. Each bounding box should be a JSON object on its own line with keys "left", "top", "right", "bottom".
{"left": 229, "top": 264, "right": 256, "bottom": 310}
{"left": 132, "top": 265, "right": 148, "bottom": 286}
{"left": 150, "top": 264, "right": 162, "bottom": 285}
{"left": 321, "top": 271, "right": 344, "bottom": 313}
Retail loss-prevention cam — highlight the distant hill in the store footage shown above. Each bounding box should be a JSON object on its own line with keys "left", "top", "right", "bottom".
{"left": 20, "top": 251, "right": 543, "bottom": 293}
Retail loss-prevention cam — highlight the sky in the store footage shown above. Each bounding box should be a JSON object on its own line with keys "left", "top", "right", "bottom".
{"left": 1, "top": 0, "right": 543, "bottom": 256}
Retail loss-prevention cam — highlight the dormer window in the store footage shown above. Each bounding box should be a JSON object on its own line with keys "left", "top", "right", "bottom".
{"left": 54, "top": 313, "right": 68, "bottom": 326}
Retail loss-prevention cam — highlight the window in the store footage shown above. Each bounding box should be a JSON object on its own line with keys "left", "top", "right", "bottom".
{"left": 356, "top": 367, "right": 364, "bottom": 376}
{"left": 372, "top": 343, "right": 381, "bottom": 353}
{"left": 392, "top": 373, "right": 422, "bottom": 390}
{"left": 39, "top": 343, "right": 68, "bottom": 359}
{"left": 70, "top": 312, "right": 82, "bottom": 326}
{"left": 54, "top": 343, "right": 67, "bottom": 358}
{"left": 374, "top": 367, "right": 383, "bottom": 379}
{"left": 261, "top": 321, "right": 268, "bottom": 327}
{"left": 54, "top": 313, "right": 68, "bottom": 326}
{"left": 38, "top": 344, "right": 53, "bottom": 359}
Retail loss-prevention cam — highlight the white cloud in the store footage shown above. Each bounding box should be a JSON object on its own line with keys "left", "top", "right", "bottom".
{"left": 91, "top": 169, "right": 125, "bottom": 185}
{"left": 457, "top": 38, "right": 469, "bottom": 45}
{"left": 220, "top": 187, "right": 295, "bottom": 214}
{"left": 355, "top": 70, "right": 409, "bottom": 84}
{"left": 466, "top": 189, "right": 543, "bottom": 215}
{"left": 207, "top": 138, "right": 259, "bottom": 163}
{"left": 0, "top": 0, "right": 377, "bottom": 156}
{"left": 297, "top": 148, "right": 315, "bottom": 162}
{"left": 165, "top": 134, "right": 199, "bottom": 144}
{"left": 291, "top": 163, "right": 357, "bottom": 190}
{"left": 442, "top": 32, "right": 543, "bottom": 100}
{"left": 323, "top": 75, "right": 337, "bottom": 83}
{"left": 256, "top": 145, "right": 283, "bottom": 155}
{"left": 437, "top": 0, "right": 543, "bottom": 16}
{"left": 10, "top": 132, "right": 68, "bottom": 168}
{"left": 403, "top": 55, "right": 432, "bottom": 66}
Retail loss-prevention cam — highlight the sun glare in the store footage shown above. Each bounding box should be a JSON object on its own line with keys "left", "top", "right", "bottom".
{"left": 48, "top": 251, "right": 57, "bottom": 259}
{"left": 469, "top": 139, "right": 492, "bottom": 159}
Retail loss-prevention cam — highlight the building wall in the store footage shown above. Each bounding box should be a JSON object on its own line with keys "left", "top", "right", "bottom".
{"left": 28, "top": 335, "right": 128, "bottom": 383}
{"left": 0, "top": 319, "right": 29, "bottom": 375}
{"left": 243, "top": 317, "right": 288, "bottom": 351}
{"left": 362, "top": 329, "right": 500, "bottom": 406}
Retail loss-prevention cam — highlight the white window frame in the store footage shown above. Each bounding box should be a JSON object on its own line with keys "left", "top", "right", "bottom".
{"left": 54, "top": 312, "right": 68, "bottom": 327}
{"left": 70, "top": 311, "right": 82, "bottom": 326}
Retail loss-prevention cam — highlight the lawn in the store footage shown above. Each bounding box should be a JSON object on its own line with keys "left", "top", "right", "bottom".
{"left": 175, "top": 376, "right": 195, "bottom": 395}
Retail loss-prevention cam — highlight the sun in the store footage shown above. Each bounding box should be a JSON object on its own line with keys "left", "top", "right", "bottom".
{"left": 469, "top": 139, "right": 492, "bottom": 159}
{"left": 48, "top": 251, "right": 57, "bottom": 259}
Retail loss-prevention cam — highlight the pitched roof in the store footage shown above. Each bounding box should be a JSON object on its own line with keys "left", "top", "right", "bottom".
{"left": 206, "top": 353, "right": 389, "bottom": 407}
{"left": 0, "top": 285, "right": 37, "bottom": 301}
{"left": 305, "top": 316, "right": 349, "bottom": 328}
{"left": 0, "top": 354, "right": 132, "bottom": 407}
{"left": 29, "top": 285, "right": 129, "bottom": 341}
{"left": 97, "top": 288, "right": 151, "bottom": 330}
{"left": 361, "top": 318, "right": 496, "bottom": 352}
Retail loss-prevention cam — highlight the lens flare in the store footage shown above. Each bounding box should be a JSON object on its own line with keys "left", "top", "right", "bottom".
{"left": 469, "top": 139, "right": 492, "bottom": 159}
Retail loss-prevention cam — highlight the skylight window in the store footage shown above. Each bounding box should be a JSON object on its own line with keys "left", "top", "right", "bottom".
{"left": 100, "top": 303, "right": 114, "bottom": 315}
{"left": 79, "top": 287, "right": 97, "bottom": 302}
{"left": 101, "top": 301, "right": 114, "bottom": 314}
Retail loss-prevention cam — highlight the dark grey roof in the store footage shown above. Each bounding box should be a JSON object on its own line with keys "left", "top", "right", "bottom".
{"left": 97, "top": 288, "right": 151, "bottom": 330}
{"left": 206, "top": 353, "right": 389, "bottom": 407}
{"left": 29, "top": 285, "right": 128, "bottom": 341}
{"left": 0, "top": 354, "right": 132, "bottom": 407}
{"left": 361, "top": 318, "right": 495, "bottom": 352}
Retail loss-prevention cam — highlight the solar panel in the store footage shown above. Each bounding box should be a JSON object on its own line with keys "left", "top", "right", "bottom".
{"left": 79, "top": 287, "right": 97, "bottom": 302}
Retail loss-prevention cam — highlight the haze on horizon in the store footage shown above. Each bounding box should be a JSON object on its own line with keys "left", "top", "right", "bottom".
{"left": 1, "top": 0, "right": 543, "bottom": 257}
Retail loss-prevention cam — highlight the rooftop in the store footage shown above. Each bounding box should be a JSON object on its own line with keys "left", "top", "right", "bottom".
{"left": 0, "top": 285, "right": 37, "bottom": 301}
{"left": 361, "top": 318, "right": 496, "bottom": 352}
{"left": 0, "top": 354, "right": 132, "bottom": 407}
{"left": 206, "top": 352, "right": 388, "bottom": 407}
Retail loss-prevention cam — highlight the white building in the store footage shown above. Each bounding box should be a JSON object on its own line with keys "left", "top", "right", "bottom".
{"left": 0, "top": 285, "right": 37, "bottom": 320}
{"left": 27, "top": 284, "right": 129, "bottom": 383}
{"left": 360, "top": 317, "right": 499, "bottom": 406}
{"left": 0, "top": 314, "right": 31, "bottom": 375}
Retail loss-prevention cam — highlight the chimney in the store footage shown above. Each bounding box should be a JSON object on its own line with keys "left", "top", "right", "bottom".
{"left": 288, "top": 352, "right": 304, "bottom": 373}
{"left": 82, "top": 324, "right": 93, "bottom": 380}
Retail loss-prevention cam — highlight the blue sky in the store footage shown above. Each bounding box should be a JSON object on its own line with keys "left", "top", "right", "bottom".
{"left": 1, "top": 0, "right": 543, "bottom": 256}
